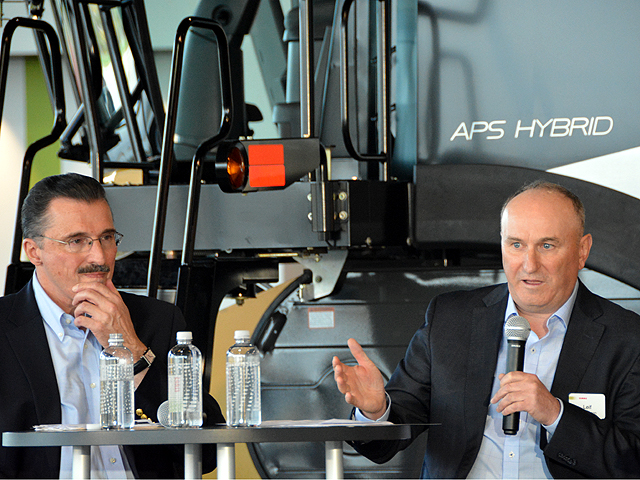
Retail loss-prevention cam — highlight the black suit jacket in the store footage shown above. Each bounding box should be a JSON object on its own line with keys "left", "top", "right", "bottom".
{"left": 353, "top": 282, "right": 640, "bottom": 478}
{"left": 0, "top": 280, "right": 225, "bottom": 478}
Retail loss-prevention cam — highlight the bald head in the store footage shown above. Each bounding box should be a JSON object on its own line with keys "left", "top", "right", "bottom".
{"left": 501, "top": 181, "right": 585, "bottom": 238}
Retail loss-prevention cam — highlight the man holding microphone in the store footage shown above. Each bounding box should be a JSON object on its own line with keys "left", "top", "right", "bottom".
{"left": 333, "top": 181, "right": 640, "bottom": 478}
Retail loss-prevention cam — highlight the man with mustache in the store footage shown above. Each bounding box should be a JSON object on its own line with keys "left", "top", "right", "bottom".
{"left": 0, "top": 173, "right": 225, "bottom": 478}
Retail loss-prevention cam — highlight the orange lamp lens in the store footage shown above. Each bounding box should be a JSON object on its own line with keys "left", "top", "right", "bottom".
{"left": 226, "top": 147, "right": 246, "bottom": 190}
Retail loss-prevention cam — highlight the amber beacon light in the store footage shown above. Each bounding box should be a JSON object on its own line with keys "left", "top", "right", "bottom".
{"left": 215, "top": 138, "right": 322, "bottom": 193}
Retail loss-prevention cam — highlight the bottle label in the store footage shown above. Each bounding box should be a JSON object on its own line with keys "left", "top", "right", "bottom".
{"left": 168, "top": 374, "right": 184, "bottom": 413}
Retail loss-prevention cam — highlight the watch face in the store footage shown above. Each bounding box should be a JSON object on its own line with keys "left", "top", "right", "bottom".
{"left": 144, "top": 349, "right": 156, "bottom": 362}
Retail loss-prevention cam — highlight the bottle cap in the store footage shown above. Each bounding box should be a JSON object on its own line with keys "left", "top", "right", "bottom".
{"left": 177, "top": 331, "right": 192, "bottom": 341}
{"left": 108, "top": 333, "right": 123, "bottom": 344}
{"left": 234, "top": 330, "right": 251, "bottom": 340}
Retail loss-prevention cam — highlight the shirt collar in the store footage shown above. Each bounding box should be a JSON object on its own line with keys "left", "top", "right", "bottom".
{"left": 505, "top": 280, "right": 580, "bottom": 330}
{"left": 32, "top": 272, "right": 81, "bottom": 341}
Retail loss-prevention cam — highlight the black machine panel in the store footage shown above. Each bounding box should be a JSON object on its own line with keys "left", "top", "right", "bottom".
{"left": 252, "top": 266, "right": 505, "bottom": 478}
{"left": 413, "top": 164, "right": 640, "bottom": 291}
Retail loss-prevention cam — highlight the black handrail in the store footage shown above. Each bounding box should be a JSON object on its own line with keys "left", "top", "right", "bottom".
{"left": 121, "top": 0, "right": 166, "bottom": 158}
{"left": 147, "top": 17, "right": 233, "bottom": 299}
{"left": 69, "top": 0, "right": 106, "bottom": 180}
{"left": 173, "top": 19, "right": 232, "bottom": 313}
{"left": 180, "top": 20, "right": 233, "bottom": 265}
{"left": 340, "top": 0, "right": 392, "bottom": 164}
{"left": 99, "top": 5, "right": 148, "bottom": 164}
{"left": 0, "top": 17, "right": 67, "bottom": 267}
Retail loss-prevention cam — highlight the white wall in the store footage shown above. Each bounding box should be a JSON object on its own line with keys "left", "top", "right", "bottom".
{"left": 0, "top": 58, "right": 26, "bottom": 294}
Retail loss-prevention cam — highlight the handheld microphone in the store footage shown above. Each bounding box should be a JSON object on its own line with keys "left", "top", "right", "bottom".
{"left": 157, "top": 400, "right": 170, "bottom": 427}
{"left": 502, "top": 315, "right": 531, "bottom": 435}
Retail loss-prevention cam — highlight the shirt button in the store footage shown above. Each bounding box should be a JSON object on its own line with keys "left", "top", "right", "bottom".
{"left": 531, "top": 347, "right": 536, "bottom": 353}
{"left": 58, "top": 332, "right": 63, "bottom": 339}
{"left": 110, "top": 458, "right": 117, "bottom": 464}
{"left": 84, "top": 344, "right": 88, "bottom": 350}
{"left": 65, "top": 318, "right": 72, "bottom": 324}
{"left": 509, "top": 451, "right": 515, "bottom": 458}
{"left": 90, "top": 383, "right": 96, "bottom": 389}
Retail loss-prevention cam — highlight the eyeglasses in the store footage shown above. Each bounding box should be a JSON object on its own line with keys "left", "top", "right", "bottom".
{"left": 36, "top": 232, "right": 124, "bottom": 254}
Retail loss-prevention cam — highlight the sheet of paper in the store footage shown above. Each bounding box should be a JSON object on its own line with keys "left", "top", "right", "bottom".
{"left": 258, "top": 419, "right": 393, "bottom": 427}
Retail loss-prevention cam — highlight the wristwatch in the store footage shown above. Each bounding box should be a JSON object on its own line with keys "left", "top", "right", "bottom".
{"left": 134, "top": 347, "right": 155, "bottom": 375}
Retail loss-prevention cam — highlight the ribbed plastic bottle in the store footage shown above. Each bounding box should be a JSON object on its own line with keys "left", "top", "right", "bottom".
{"left": 168, "top": 331, "right": 203, "bottom": 427}
{"left": 226, "top": 330, "right": 261, "bottom": 426}
{"left": 100, "top": 333, "right": 135, "bottom": 429}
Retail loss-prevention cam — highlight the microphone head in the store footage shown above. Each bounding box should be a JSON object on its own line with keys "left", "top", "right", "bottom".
{"left": 157, "top": 400, "right": 170, "bottom": 427}
{"left": 505, "top": 315, "right": 531, "bottom": 342}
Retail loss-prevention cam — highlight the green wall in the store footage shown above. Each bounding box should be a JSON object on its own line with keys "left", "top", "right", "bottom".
{"left": 25, "top": 56, "right": 61, "bottom": 188}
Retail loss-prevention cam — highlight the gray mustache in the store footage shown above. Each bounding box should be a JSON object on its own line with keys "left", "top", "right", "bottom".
{"left": 77, "top": 264, "right": 110, "bottom": 274}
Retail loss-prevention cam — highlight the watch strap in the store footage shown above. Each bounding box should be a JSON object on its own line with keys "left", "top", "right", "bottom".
{"left": 133, "top": 347, "right": 155, "bottom": 375}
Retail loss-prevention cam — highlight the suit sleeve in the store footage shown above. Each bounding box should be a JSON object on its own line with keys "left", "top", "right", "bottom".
{"left": 544, "top": 351, "right": 640, "bottom": 478}
{"left": 349, "top": 297, "right": 436, "bottom": 463}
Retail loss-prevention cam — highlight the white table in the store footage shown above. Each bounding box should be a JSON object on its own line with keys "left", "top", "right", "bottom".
{"left": 3, "top": 422, "right": 412, "bottom": 479}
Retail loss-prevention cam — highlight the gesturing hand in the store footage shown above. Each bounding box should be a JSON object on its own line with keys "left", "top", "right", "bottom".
{"left": 332, "top": 338, "right": 387, "bottom": 420}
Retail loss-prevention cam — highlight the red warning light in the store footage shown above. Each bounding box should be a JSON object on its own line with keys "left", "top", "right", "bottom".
{"left": 248, "top": 144, "right": 285, "bottom": 187}
{"left": 215, "top": 138, "right": 322, "bottom": 193}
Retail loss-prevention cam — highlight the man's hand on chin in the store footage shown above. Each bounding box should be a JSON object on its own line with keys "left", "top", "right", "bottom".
{"left": 72, "top": 280, "right": 146, "bottom": 357}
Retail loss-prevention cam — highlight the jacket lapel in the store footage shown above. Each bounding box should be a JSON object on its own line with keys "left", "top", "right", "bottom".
{"left": 466, "top": 284, "right": 509, "bottom": 406}
{"left": 550, "top": 281, "right": 605, "bottom": 401}
{"left": 461, "top": 285, "right": 508, "bottom": 474}
{"left": 5, "top": 280, "right": 62, "bottom": 473}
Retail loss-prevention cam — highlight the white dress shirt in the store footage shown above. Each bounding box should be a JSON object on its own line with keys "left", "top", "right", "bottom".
{"left": 33, "top": 273, "right": 133, "bottom": 479}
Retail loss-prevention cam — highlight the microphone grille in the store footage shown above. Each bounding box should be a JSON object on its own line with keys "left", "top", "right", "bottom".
{"left": 157, "top": 400, "right": 170, "bottom": 427}
{"left": 505, "top": 315, "right": 531, "bottom": 342}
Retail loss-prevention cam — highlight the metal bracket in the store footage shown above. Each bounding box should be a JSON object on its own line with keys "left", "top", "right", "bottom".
{"left": 294, "top": 249, "right": 348, "bottom": 301}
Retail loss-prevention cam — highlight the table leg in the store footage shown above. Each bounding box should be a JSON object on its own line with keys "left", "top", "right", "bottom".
{"left": 72, "top": 445, "right": 91, "bottom": 480}
{"left": 325, "top": 440, "right": 344, "bottom": 480}
{"left": 216, "top": 443, "right": 235, "bottom": 480}
{"left": 184, "top": 444, "right": 202, "bottom": 479}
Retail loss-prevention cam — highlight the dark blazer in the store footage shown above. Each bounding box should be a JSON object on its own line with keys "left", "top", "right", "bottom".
{"left": 0, "top": 280, "right": 225, "bottom": 479}
{"left": 353, "top": 281, "right": 640, "bottom": 478}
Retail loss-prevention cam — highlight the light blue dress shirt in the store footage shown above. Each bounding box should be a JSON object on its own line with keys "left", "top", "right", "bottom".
{"left": 467, "top": 282, "right": 576, "bottom": 479}
{"left": 356, "top": 282, "right": 578, "bottom": 479}
{"left": 33, "top": 273, "right": 133, "bottom": 479}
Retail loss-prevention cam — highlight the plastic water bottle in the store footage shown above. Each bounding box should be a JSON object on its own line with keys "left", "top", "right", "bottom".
{"left": 168, "top": 331, "right": 203, "bottom": 427}
{"left": 100, "top": 333, "right": 134, "bottom": 429}
{"left": 226, "top": 330, "right": 261, "bottom": 426}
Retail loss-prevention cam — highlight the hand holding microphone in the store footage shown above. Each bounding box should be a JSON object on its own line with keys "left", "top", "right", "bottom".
{"left": 501, "top": 315, "right": 531, "bottom": 435}
{"left": 493, "top": 316, "right": 563, "bottom": 432}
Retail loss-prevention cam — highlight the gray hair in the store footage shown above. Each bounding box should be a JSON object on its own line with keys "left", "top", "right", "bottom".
{"left": 21, "top": 173, "right": 109, "bottom": 240}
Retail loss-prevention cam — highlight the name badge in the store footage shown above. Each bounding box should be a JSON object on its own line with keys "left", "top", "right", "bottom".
{"left": 568, "top": 393, "right": 605, "bottom": 419}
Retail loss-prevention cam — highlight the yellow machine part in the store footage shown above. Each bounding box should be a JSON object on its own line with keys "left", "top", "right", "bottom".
{"left": 205, "top": 280, "right": 294, "bottom": 479}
